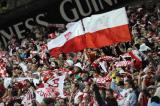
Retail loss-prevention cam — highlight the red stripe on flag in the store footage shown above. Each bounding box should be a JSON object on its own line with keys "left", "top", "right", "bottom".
{"left": 128, "top": 51, "right": 142, "bottom": 68}
{"left": 85, "top": 24, "right": 131, "bottom": 48}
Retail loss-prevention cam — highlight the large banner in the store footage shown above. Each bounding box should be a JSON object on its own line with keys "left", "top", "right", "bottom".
{"left": 0, "top": 0, "right": 138, "bottom": 48}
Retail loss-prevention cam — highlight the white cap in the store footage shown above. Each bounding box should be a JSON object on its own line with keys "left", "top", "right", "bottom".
{"left": 137, "top": 8, "right": 143, "bottom": 12}
{"left": 139, "top": 43, "right": 151, "bottom": 52}
{"left": 74, "top": 62, "right": 83, "bottom": 70}
{"left": 66, "top": 59, "right": 74, "bottom": 66}
{"left": 33, "top": 79, "right": 40, "bottom": 86}
{"left": 119, "top": 69, "right": 126, "bottom": 74}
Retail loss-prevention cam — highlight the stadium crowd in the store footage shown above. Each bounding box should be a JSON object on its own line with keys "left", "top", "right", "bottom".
{"left": 0, "top": 3, "right": 160, "bottom": 106}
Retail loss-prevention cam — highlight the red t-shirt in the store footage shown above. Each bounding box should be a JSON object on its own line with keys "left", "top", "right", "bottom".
{"left": 38, "top": 83, "right": 44, "bottom": 88}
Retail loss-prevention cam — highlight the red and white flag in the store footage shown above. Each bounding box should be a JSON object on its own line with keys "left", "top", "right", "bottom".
{"left": 21, "top": 88, "right": 34, "bottom": 106}
{"left": 47, "top": 74, "right": 66, "bottom": 98}
{"left": 128, "top": 50, "right": 142, "bottom": 68}
{"left": 48, "top": 8, "right": 131, "bottom": 57}
{"left": 121, "top": 50, "right": 142, "bottom": 68}
{"left": 35, "top": 87, "right": 54, "bottom": 104}
{"left": 115, "top": 61, "right": 133, "bottom": 67}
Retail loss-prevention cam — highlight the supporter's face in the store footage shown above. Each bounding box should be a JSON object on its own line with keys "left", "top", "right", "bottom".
{"left": 21, "top": 73, "right": 25, "bottom": 77}
{"left": 140, "top": 39, "right": 145, "bottom": 44}
{"left": 117, "top": 86, "right": 123, "bottom": 92}
{"left": 66, "top": 54, "right": 71, "bottom": 59}
{"left": 59, "top": 99, "right": 65, "bottom": 106}
{"left": 32, "top": 59, "right": 36, "bottom": 63}
{"left": 25, "top": 81, "right": 31, "bottom": 87}
{"left": 149, "top": 89, "right": 155, "bottom": 96}
{"left": 78, "top": 96, "right": 83, "bottom": 103}
{"left": 0, "top": 59, "right": 3, "bottom": 63}
{"left": 32, "top": 65, "right": 37, "bottom": 70}
{"left": 106, "top": 91, "right": 112, "bottom": 98}
{"left": 133, "top": 80, "right": 138, "bottom": 86}
{"left": 74, "top": 67, "right": 79, "bottom": 72}
{"left": 51, "top": 62, "right": 56, "bottom": 67}
{"left": 59, "top": 54, "right": 63, "bottom": 59}
{"left": 93, "top": 73, "right": 99, "bottom": 78}
{"left": 149, "top": 63, "right": 152, "bottom": 68}
{"left": 124, "top": 82, "right": 130, "bottom": 89}
{"left": 84, "top": 81, "right": 89, "bottom": 86}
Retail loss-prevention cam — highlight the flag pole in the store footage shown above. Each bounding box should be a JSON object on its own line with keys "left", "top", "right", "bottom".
{"left": 81, "top": 19, "right": 85, "bottom": 32}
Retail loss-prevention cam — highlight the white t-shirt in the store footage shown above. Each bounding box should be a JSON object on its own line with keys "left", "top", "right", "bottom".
{"left": 74, "top": 91, "right": 83, "bottom": 104}
{"left": 4, "top": 78, "right": 12, "bottom": 88}
{"left": 19, "top": 62, "right": 28, "bottom": 72}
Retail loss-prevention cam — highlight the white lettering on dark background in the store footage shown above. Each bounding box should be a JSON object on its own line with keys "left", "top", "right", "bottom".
{"left": 0, "top": 13, "right": 48, "bottom": 48}
{"left": 60, "top": 0, "right": 118, "bottom": 22}
{"left": 0, "top": 0, "right": 122, "bottom": 48}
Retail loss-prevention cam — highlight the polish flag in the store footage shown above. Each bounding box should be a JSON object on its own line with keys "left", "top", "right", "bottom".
{"left": 48, "top": 8, "right": 131, "bottom": 57}
{"left": 128, "top": 50, "right": 142, "bottom": 68}
{"left": 121, "top": 50, "right": 142, "bottom": 68}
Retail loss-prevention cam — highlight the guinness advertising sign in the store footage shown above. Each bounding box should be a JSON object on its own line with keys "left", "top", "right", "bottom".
{"left": 0, "top": 0, "right": 136, "bottom": 47}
